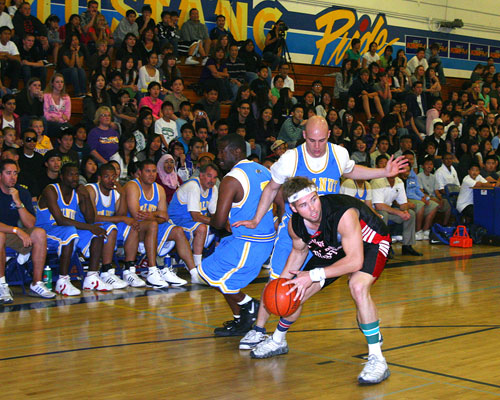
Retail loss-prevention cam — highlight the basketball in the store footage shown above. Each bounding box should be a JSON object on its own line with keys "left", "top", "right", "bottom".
{"left": 263, "top": 278, "right": 301, "bottom": 317}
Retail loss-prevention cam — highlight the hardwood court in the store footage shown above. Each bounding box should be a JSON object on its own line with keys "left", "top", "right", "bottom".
{"left": 2, "top": 242, "right": 500, "bottom": 399}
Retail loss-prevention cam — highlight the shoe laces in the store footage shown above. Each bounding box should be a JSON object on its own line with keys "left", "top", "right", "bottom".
{"left": 362, "top": 355, "right": 386, "bottom": 373}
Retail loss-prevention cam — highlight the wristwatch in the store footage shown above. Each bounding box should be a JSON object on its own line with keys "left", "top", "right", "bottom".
{"left": 15, "top": 203, "right": 25, "bottom": 209}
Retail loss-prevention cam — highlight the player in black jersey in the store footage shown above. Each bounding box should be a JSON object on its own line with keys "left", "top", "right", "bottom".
{"left": 251, "top": 177, "right": 391, "bottom": 385}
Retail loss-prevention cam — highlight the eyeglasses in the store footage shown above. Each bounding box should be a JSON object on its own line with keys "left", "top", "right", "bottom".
{"left": 24, "top": 137, "right": 36, "bottom": 143}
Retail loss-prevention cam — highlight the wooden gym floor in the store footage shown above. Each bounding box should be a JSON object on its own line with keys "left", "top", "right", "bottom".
{"left": 2, "top": 242, "right": 500, "bottom": 399}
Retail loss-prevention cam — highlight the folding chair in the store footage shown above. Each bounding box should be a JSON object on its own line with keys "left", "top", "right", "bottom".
{"left": 444, "top": 183, "right": 462, "bottom": 225}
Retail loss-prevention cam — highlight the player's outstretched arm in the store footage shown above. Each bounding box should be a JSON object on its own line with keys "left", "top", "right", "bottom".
{"left": 280, "top": 220, "right": 309, "bottom": 280}
{"left": 344, "top": 155, "right": 408, "bottom": 180}
{"left": 232, "top": 178, "right": 281, "bottom": 229}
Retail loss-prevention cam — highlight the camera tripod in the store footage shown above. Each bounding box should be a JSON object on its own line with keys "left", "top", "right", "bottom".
{"left": 279, "top": 35, "right": 298, "bottom": 84}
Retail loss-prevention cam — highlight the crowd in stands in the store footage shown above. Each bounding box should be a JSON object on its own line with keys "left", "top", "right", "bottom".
{"left": 0, "top": 1, "right": 500, "bottom": 303}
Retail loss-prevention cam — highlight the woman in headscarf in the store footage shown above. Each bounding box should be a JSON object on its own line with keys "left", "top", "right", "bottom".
{"left": 156, "top": 153, "right": 183, "bottom": 204}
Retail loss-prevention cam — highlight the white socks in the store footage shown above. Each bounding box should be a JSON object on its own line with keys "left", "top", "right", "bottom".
{"left": 237, "top": 294, "right": 252, "bottom": 305}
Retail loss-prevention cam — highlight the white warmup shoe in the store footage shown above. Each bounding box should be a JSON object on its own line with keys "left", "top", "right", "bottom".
{"left": 29, "top": 281, "right": 56, "bottom": 299}
{"left": 392, "top": 235, "right": 403, "bottom": 243}
{"left": 239, "top": 329, "right": 268, "bottom": 350}
{"left": 55, "top": 276, "right": 81, "bottom": 296}
{"left": 190, "top": 268, "right": 208, "bottom": 285}
{"left": 83, "top": 273, "right": 113, "bottom": 292}
{"left": 123, "top": 267, "right": 146, "bottom": 288}
{"left": 101, "top": 269, "right": 128, "bottom": 289}
{"left": 423, "top": 230, "right": 430, "bottom": 240}
{"left": 185, "top": 56, "right": 199, "bottom": 65}
{"left": 201, "top": 56, "right": 208, "bottom": 66}
{"left": 146, "top": 267, "right": 169, "bottom": 288}
{"left": 250, "top": 336, "right": 288, "bottom": 359}
{"left": 0, "top": 282, "right": 14, "bottom": 304}
{"left": 161, "top": 267, "right": 187, "bottom": 286}
{"left": 415, "top": 230, "right": 425, "bottom": 241}
{"left": 357, "top": 354, "right": 391, "bottom": 384}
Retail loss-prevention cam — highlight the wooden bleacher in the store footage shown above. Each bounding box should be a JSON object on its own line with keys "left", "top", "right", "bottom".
{"left": 33, "top": 63, "right": 467, "bottom": 126}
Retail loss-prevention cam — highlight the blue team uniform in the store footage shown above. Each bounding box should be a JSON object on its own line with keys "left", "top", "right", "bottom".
{"left": 354, "top": 182, "right": 368, "bottom": 201}
{"left": 269, "top": 143, "right": 344, "bottom": 279}
{"left": 128, "top": 179, "right": 175, "bottom": 256}
{"left": 168, "top": 177, "right": 213, "bottom": 242}
{"left": 36, "top": 184, "right": 111, "bottom": 257}
{"left": 198, "top": 160, "right": 276, "bottom": 294}
{"left": 87, "top": 183, "right": 130, "bottom": 246}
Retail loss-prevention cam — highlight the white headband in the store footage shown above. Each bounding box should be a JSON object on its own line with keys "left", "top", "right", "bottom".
{"left": 288, "top": 185, "right": 317, "bottom": 203}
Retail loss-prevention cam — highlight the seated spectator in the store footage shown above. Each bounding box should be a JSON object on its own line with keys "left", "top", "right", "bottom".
{"left": 113, "top": 89, "right": 137, "bottom": 135}
{"left": 38, "top": 149, "right": 61, "bottom": 194}
{"left": 12, "top": 1, "right": 49, "bottom": 57}
{"left": 228, "top": 98, "right": 257, "bottom": 136}
{"left": 481, "top": 155, "right": 499, "bottom": 182}
{"left": 156, "top": 153, "right": 182, "bottom": 204}
{"left": 348, "top": 68, "right": 385, "bottom": 122}
{"left": 138, "top": 51, "right": 162, "bottom": 94}
{"left": 196, "top": 87, "right": 220, "bottom": 128}
{"left": 371, "top": 155, "right": 422, "bottom": 256}
{"left": 194, "top": 124, "right": 209, "bottom": 153}
{"left": 226, "top": 43, "right": 246, "bottom": 100}
{"left": 311, "top": 80, "right": 323, "bottom": 106}
{"left": 160, "top": 54, "right": 181, "bottom": 92}
{"left": 19, "top": 33, "right": 47, "bottom": 88}
{"left": 209, "top": 14, "right": 235, "bottom": 44}
{"left": 401, "top": 151, "right": 439, "bottom": 240}
{"left": 255, "top": 106, "right": 276, "bottom": 157}
{"left": 210, "top": 34, "right": 229, "bottom": 58}
{"left": 156, "top": 11, "right": 172, "bottom": 49}
{"left": 110, "top": 133, "right": 137, "bottom": 184}
{"left": 0, "top": 159, "right": 55, "bottom": 303}
{"left": 30, "top": 116, "right": 52, "bottom": 156}
{"left": 379, "top": 45, "right": 393, "bottom": 70}
{"left": 83, "top": 73, "right": 112, "bottom": 130}
{"left": 0, "top": 26, "right": 20, "bottom": 91}
{"left": 344, "top": 38, "right": 361, "bottom": 68}
{"left": 362, "top": 41, "right": 380, "bottom": 69}
{"left": 272, "top": 62, "right": 294, "bottom": 94}
{"left": 133, "top": 109, "right": 154, "bottom": 152}
{"left": 168, "top": 139, "right": 190, "bottom": 181}
{"left": 250, "top": 64, "right": 270, "bottom": 97}
{"left": 407, "top": 47, "right": 428, "bottom": 75}
{"left": 394, "top": 134, "right": 417, "bottom": 170}
{"left": 71, "top": 123, "right": 90, "bottom": 162}
{"left": 199, "top": 46, "right": 231, "bottom": 101}
{"left": 409, "top": 65, "right": 425, "bottom": 90}
{"left": 113, "top": 9, "right": 138, "bottom": 49}
{"left": 87, "top": 106, "right": 119, "bottom": 163}
{"left": 80, "top": 0, "right": 100, "bottom": 40}
{"left": 168, "top": 162, "right": 218, "bottom": 267}
{"left": 0, "top": 94, "right": 20, "bottom": 139}
{"left": 374, "top": 71, "right": 392, "bottom": 115}
{"left": 17, "top": 128, "right": 43, "bottom": 197}
{"left": 273, "top": 87, "right": 293, "bottom": 128}
{"left": 422, "top": 120, "right": 447, "bottom": 159}
{"left": 138, "top": 27, "right": 160, "bottom": 66}
{"left": 136, "top": 133, "right": 163, "bottom": 163}
{"left": 425, "top": 67, "right": 441, "bottom": 99}
{"left": 180, "top": 8, "right": 210, "bottom": 65}
{"left": 172, "top": 99, "right": 192, "bottom": 131}
{"left": 315, "top": 92, "right": 333, "bottom": 118}
{"left": 115, "top": 33, "right": 142, "bottom": 70}
{"left": 238, "top": 39, "right": 261, "bottom": 83}
{"left": 56, "top": 124, "right": 79, "bottom": 166}
{"left": 59, "top": 14, "right": 84, "bottom": 44}
{"left": 138, "top": 81, "right": 163, "bottom": 120}
{"left": 208, "top": 118, "right": 228, "bottom": 153}
{"left": 351, "top": 138, "right": 371, "bottom": 166}
{"left": 107, "top": 70, "right": 125, "bottom": 107}
{"left": 417, "top": 156, "right": 450, "bottom": 224}
{"left": 435, "top": 150, "right": 460, "bottom": 194}
{"left": 2, "top": 126, "right": 17, "bottom": 150}
{"left": 91, "top": 53, "right": 114, "bottom": 82}
{"left": 405, "top": 81, "right": 428, "bottom": 136}
{"left": 164, "top": 77, "right": 188, "bottom": 112}
{"left": 370, "top": 135, "right": 390, "bottom": 166}
{"left": 78, "top": 154, "right": 98, "bottom": 185}
{"left": 87, "top": 14, "right": 113, "bottom": 54}
{"left": 186, "top": 136, "right": 204, "bottom": 170}
{"left": 457, "top": 163, "right": 498, "bottom": 222}
{"left": 155, "top": 100, "right": 178, "bottom": 148}
{"left": 458, "top": 140, "right": 481, "bottom": 180}
{"left": 425, "top": 43, "right": 445, "bottom": 84}
{"left": 470, "top": 63, "right": 484, "bottom": 84}
{"left": 340, "top": 178, "right": 379, "bottom": 215}
{"left": 121, "top": 56, "right": 139, "bottom": 96}
{"left": 57, "top": 34, "right": 86, "bottom": 97}
{"left": 0, "top": 0, "right": 13, "bottom": 31}
{"left": 277, "top": 103, "right": 305, "bottom": 148}
{"left": 426, "top": 98, "right": 442, "bottom": 135}
{"left": 15, "top": 77, "right": 44, "bottom": 131}
{"left": 86, "top": 39, "right": 107, "bottom": 74}
{"left": 334, "top": 60, "right": 354, "bottom": 105}
{"left": 445, "top": 124, "right": 460, "bottom": 159}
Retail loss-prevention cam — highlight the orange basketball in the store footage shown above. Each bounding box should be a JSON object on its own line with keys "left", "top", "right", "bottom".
{"left": 263, "top": 278, "right": 301, "bottom": 317}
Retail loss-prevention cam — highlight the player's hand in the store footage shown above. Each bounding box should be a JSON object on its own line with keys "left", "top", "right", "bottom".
{"left": 399, "top": 210, "right": 411, "bottom": 221}
{"left": 283, "top": 270, "right": 312, "bottom": 301}
{"left": 232, "top": 219, "right": 257, "bottom": 229}
{"left": 8, "top": 187, "right": 20, "bottom": 203}
{"left": 90, "top": 225, "right": 107, "bottom": 237}
{"left": 16, "top": 229, "right": 32, "bottom": 248}
{"left": 384, "top": 155, "right": 408, "bottom": 177}
{"left": 124, "top": 217, "right": 140, "bottom": 231}
{"left": 136, "top": 210, "right": 152, "bottom": 221}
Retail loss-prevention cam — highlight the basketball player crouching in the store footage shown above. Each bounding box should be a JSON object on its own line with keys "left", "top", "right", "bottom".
{"left": 251, "top": 177, "right": 391, "bottom": 385}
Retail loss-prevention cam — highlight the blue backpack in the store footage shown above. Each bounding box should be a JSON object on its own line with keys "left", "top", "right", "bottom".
{"left": 429, "top": 224, "right": 456, "bottom": 245}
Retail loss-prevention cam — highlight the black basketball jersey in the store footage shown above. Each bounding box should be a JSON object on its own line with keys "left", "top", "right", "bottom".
{"left": 291, "top": 194, "right": 389, "bottom": 261}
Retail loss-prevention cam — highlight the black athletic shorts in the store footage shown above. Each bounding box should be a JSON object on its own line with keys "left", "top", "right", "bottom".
{"left": 302, "top": 240, "right": 389, "bottom": 290}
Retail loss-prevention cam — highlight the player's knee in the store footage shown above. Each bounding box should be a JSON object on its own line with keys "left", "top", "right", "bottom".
{"left": 195, "top": 223, "right": 208, "bottom": 236}
{"left": 171, "top": 226, "right": 184, "bottom": 238}
{"left": 31, "top": 228, "right": 47, "bottom": 244}
{"left": 349, "top": 278, "right": 369, "bottom": 300}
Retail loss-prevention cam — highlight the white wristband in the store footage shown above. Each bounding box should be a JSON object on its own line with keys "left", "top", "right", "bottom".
{"left": 309, "top": 268, "right": 326, "bottom": 282}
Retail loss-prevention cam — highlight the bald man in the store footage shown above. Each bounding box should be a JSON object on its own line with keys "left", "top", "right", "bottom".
{"left": 236, "top": 116, "right": 407, "bottom": 351}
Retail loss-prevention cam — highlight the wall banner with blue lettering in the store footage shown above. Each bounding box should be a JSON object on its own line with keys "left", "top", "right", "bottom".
{"left": 470, "top": 43, "right": 489, "bottom": 62}
{"left": 405, "top": 36, "right": 427, "bottom": 54}
{"left": 449, "top": 41, "right": 469, "bottom": 60}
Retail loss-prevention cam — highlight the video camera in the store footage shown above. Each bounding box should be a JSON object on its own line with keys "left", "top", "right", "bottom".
{"left": 277, "top": 21, "right": 288, "bottom": 38}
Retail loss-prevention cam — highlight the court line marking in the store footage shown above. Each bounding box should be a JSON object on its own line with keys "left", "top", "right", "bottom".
{"left": 3, "top": 250, "right": 500, "bottom": 313}
{"left": 363, "top": 382, "right": 435, "bottom": 400}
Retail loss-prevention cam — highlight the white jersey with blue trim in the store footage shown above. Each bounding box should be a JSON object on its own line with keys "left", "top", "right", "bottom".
{"left": 168, "top": 177, "right": 217, "bottom": 219}
{"left": 271, "top": 142, "right": 355, "bottom": 213}
{"left": 226, "top": 160, "right": 276, "bottom": 242}
{"left": 36, "top": 183, "right": 81, "bottom": 226}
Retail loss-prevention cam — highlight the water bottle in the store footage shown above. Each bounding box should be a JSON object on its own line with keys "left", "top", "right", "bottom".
{"left": 164, "top": 255, "right": 172, "bottom": 268}
{"left": 42, "top": 266, "right": 52, "bottom": 290}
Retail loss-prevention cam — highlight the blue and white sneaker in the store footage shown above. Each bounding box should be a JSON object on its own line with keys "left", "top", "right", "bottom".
{"left": 29, "top": 281, "right": 56, "bottom": 299}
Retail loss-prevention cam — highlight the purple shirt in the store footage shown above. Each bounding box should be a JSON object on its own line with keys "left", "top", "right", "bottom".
{"left": 87, "top": 127, "right": 119, "bottom": 161}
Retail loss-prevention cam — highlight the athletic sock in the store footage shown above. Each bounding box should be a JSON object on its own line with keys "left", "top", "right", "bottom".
{"left": 272, "top": 318, "right": 294, "bottom": 343}
{"left": 189, "top": 268, "right": 199, "bottom": 277}
{"left": 123, "top": 261, "right": 135, "bottom": 270}
{"left": 237, "top": 294, "right": 252, "bottom": 306}
{"left": 101, "top": 263, "right": 112, "bottom": 273}
{"left": 360, "top": 320, "right": 383, "bottom": 358}
{"left": 0, "top": 276, "right": 6, "bottom": 284}
{"left": 255, "top": 325, "right": 266, "bottom": 334}
{"left": 193, "top": 254, "right": 202, "bottom": 266}
{"left": 148, "top": 266, "right": 158, "bottom": 273}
